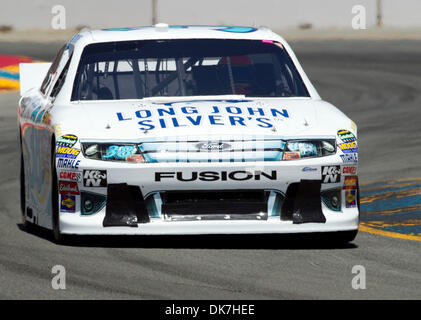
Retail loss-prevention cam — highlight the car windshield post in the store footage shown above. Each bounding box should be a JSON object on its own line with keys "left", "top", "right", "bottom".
{"left": 175, "top": 58, "right": 186, "bottom": 96}
{"left": 143, "top": 58, "right": 149, "bottom": 96}
{"left": 225, "top": 56, "right": 235, "bottom": 95}
{"left": 112, "top": 59, "right": 120, "bottom": 99}
{"left": 131, "top": 58, "right": 144, "bottom": 99}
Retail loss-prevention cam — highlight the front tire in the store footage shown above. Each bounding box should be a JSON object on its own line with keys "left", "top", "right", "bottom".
{"left": 20, "top": 151, "right": 32, "bottom": 229}
{"left": 334, "top": 230, "right": 358, "bottom": 243}
{"left": 51, "top": 144, "right": 62, "bottom": 242}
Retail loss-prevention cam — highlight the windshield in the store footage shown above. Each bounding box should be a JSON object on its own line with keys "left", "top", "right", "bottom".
{"left": 71, "top": 39, "right": 309, "bottom": 101}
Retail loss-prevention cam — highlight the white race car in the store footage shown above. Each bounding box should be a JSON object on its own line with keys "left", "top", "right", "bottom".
{"left": 18, "top": 25, "right": 359, "bottom": 242}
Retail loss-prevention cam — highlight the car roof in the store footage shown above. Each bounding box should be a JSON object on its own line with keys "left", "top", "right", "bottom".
{"left": 69, "top": 25, "right": 285, "bottom": 48}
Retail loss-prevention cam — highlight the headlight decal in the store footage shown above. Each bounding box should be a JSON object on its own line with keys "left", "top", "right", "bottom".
{"left": 81, "top": 143, "right": 146, "bottom": 163}
{"left": 102, "top": 145, "right": 136, "bottom": 160}
{"left": 283, "top": 139, "right": 336, "bottom": 160}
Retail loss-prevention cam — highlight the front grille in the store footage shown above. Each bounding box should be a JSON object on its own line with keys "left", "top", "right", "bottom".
{"left": 139, "top": 138, "right": 284, "bottom": 163}
{"left": 161, "top": 190, "right": 269, "bottom": 220}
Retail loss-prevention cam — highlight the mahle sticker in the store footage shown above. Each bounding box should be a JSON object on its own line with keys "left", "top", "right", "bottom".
{"left": 341, "top": 153, "right": 358, "bottom": 164}
{"left": 337, "top": 130, "right": 356, "bottom": 143}
{"left": 57, "top": 134, "right": 78, "bottom": 147}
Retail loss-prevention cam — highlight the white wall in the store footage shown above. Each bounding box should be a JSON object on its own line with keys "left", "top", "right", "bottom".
{"left": 1, "top": 0, "right": 420, "bottom": 30}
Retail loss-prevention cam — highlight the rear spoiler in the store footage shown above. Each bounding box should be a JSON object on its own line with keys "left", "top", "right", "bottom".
{"left": 19, "top": 62, "right": 51, "bottom": 96}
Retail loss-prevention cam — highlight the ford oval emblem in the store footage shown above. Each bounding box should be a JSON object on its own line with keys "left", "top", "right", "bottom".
{"left": 196, "top": 142, "right": 232, "bottom": 152}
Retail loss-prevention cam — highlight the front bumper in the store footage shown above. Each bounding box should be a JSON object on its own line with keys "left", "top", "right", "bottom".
{"left": 60, "top": 215, "right": 359, "bottom": 235}
{"left": 59, "top": 156, "right": 359, "bottom": 235}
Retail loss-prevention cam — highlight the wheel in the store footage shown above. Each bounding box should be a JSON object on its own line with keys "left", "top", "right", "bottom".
{"left": 51, "top": 143, "right": 62, "bottom": 242}
{"left": 334, "top": 230, "right": 358, "bottom": 243}
{"left": 20, "top": 151, "right": 32, "bottom": 230}
{"left": 357, "top": 182, "right": 361, "bottom": 213}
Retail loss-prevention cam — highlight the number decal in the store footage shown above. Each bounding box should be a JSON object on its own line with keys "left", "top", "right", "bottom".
{"left": 102, "top": 145, "right": 135, "bottom": 160}
{"left": 102, "top": 145, "right": 119, "bottom": 159}
{"left": 117, "top": 146, "right": 134, "bottom": 158}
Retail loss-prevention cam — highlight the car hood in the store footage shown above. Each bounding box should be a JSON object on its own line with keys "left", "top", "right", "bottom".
{"left": 52, "top": 98, "right": 352, "bottom": 141}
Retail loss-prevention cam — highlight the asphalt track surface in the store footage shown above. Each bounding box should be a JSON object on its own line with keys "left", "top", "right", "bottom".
{"left": 0, "top": 40, "right": 421, "bottom": 299}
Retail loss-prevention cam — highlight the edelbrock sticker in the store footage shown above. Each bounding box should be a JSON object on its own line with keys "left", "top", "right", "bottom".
{"left": 343, "top": 176, "right": 358, "bottom": 190}
{"left": 59, "top": 181, "right": 79, "bottom": 195}
{"left": 322, "top": 166, "right": 341, "bottom": 183}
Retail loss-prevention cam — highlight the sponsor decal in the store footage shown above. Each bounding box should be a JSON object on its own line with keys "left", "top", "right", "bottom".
{"left": 283, "top": 152, "right": 300, "bottom": 160}
{"left": 60, "top": 194, "right": 76, "bottom": 212}
{"left": 83, "top": 170, "right": 107, "bottom": 187}
{"left": 340, "top": 153, "right": 358, "bottom": 164}
{"left": 116, "top": 105, "right": 290, "bottom": 131}
{"left": 322, "top": 166, "right": 341, "bottom": 183}
{"left": 126, "top": 155, "right": 145, "bottom": 163}
{"left": 155, "top": 170, "right": 277, "bottom": 182}
{"left": 59, "top": 181, "right": 79, "bottom": 195}
{"left": 59, "top": 170, "right": 82, "bottom": 182}
{"left": 343, "top": 176, "right": 358, "bottom": 190}
{"left": 57, "top": 158, "right": 80, "bottom": 169}
{"left": 337, "top": 130, "right": 356, "bottom": 143}
{"left": 345, "top": 190, "right": 357, "bottom": 208}
{"left": 302, "top": 167, "right": 317, "bottom": 172}
{"left": 57, "top": 134, "right": 78, "bottom": 147}
{"left": 342, "top": 166, "right": 357, "bottom": 175}
{"left": 338, "top": 141, "right": 358, "bottom": 154}
{"left": 195, "top": 142, "right": 232, "bottom": 152}
{"left": 56, "top": 146, "right": 80, "bottom": 159}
